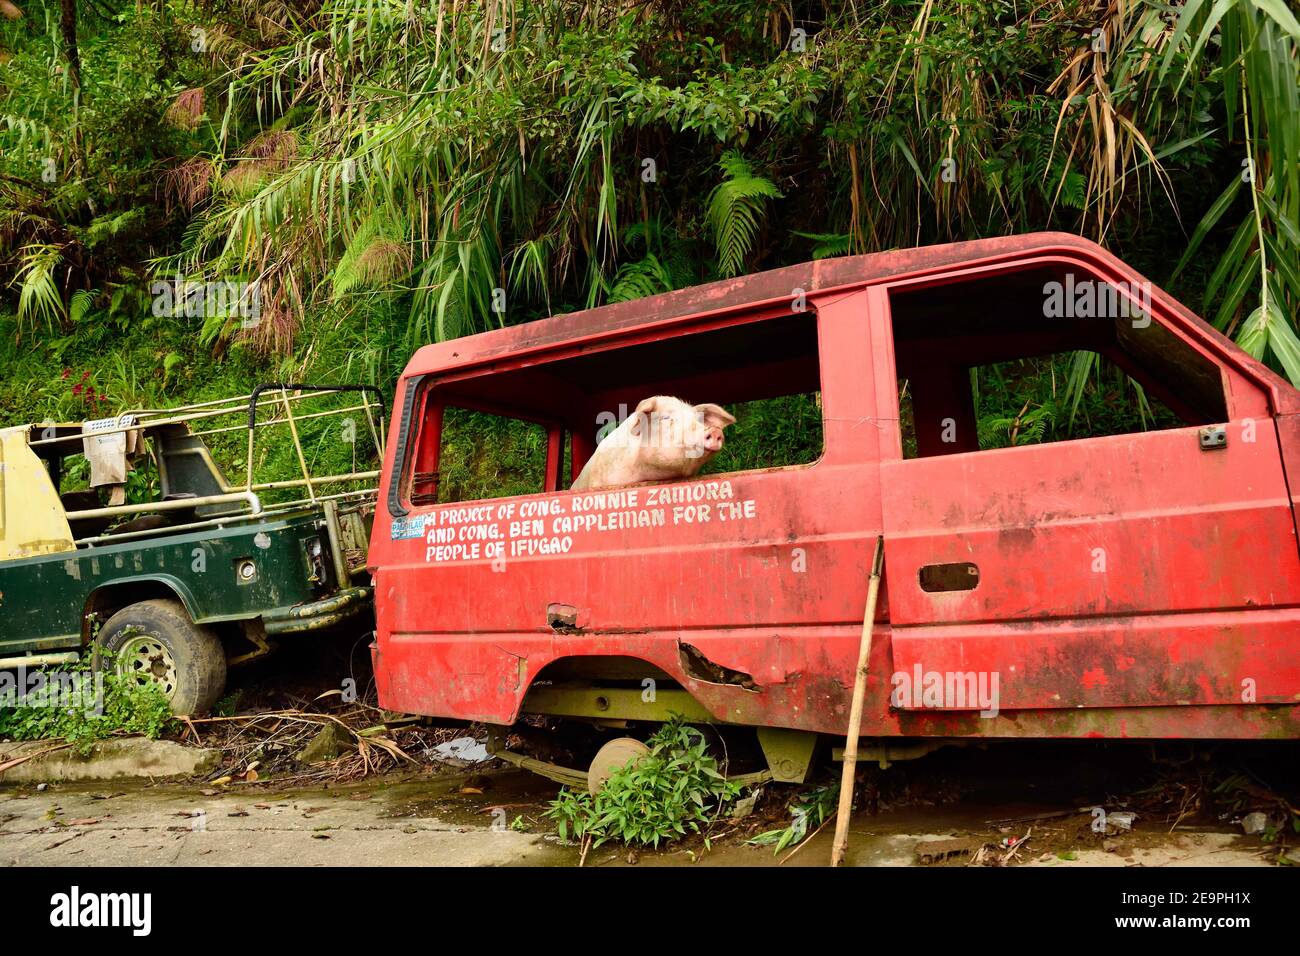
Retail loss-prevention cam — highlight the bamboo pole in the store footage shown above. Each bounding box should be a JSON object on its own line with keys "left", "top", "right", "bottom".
{"left": 830, "top": 535, "right": 884, "bottom": 868}
{"left": 279, "top": 387, "right": 317, "bottom": 503}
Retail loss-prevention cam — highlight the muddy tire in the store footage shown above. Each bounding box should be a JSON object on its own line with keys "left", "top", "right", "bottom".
{"left": 99, "top": 599, "right": 226, "bottom": 716}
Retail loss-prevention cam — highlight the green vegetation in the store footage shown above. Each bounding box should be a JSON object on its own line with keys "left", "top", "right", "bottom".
{"left": 703, "top": 394, "right": 823, "bottom": 474}
{"left": 545, "top": 718, "right": 741, "bottom": 848}
{"left": 1, "top": 0, "right": 1298, "bottom": 471}
{"left": 436, "top": 407, "right": 549, "bottom": 502}
{"left": 971, "top": 357, "right": 1182, "bottom": 451}
{"left": 748, "top": 780, "right": 838, "bottom": 855}
{"left": 0, "top": 659, "right": 178, "bottom": 755}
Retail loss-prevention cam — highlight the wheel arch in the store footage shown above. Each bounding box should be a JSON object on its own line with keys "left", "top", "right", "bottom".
{"left": 82, "top": 576, "right": 202, "bottom": 644}
{"left": 521, "top": 654, "right": 716, "bottom": 723}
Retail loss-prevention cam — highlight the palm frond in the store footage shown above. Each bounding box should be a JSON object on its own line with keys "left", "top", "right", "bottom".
{"left": 10, "top": 243, "right": 65, "bottom": 338}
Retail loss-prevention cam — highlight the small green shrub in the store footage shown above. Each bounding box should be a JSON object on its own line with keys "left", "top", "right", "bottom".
{"left": 545, "top": 717, "right": 742, "bottom": 849}
{"left": 0, "top": 660, "right": 178, "bottom": 756}
{"left": 213, "top": 690, "right": 244, "bottom": 718}
{"left": 748, "top": 781, "right": 839, "bottom": 855}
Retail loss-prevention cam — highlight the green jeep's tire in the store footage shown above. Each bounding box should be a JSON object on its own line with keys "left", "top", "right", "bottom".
{"left": 100, "top": 599, "right": 227, "bottom": 716}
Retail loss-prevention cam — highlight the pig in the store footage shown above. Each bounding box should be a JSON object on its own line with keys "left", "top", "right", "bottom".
{"left": 571, "top": 396, "right": 737, "bottom": 491}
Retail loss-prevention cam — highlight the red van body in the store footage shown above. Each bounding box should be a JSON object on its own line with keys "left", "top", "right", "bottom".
{"left": 368, "top": 233, "right": 1300, "bottom": 779}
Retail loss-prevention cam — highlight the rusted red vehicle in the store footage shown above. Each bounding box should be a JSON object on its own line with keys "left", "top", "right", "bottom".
{"left": 368, "top": 232, "right": 1300, "bottom": 786}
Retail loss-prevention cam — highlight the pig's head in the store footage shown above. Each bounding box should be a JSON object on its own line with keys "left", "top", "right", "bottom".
{"left": 628, "top": 395, "right": 737, "bottom": 478}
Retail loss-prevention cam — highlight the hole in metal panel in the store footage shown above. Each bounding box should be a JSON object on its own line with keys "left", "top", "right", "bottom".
{"left": 918, "top": 562, "right": 979, "bottom": 592}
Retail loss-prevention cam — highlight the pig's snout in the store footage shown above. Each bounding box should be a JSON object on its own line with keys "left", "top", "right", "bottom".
{"left": 703, "top": 426, "right": 724, "bottom": 453}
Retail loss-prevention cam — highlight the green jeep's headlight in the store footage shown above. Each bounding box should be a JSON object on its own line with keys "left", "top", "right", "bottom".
{"left": 236, "top": 558, "right": 258, "bottom": 584}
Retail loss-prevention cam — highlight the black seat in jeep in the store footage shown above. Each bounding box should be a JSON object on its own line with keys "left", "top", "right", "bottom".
{"left": 61, "top": 490, "right": 114, "bottom": 539}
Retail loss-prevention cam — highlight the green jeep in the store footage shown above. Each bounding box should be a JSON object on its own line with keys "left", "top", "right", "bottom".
{"left": 0, "top": 383, "right": 385, "bottom": 714}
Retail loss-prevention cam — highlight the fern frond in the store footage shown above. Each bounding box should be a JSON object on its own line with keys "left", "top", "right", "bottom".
{"left": 331, "top": 205, "right": 410, "bottom": 301}
{"left": 608, "top": 253, "right": 675, "bottom": 303}
{"left": 793, "top": 231, "right": 851, "bottom": 259}
{"left": 69, "top": 288, "right": 98, "bottom": 324}
{"left": 706, "top": 150, "right": 782, "bottom": 278}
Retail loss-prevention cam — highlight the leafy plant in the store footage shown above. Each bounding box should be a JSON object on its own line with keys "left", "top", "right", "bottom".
{"left": 979, "top": 400, "right": 1057, "bottom": 449}
{"left": 544, "top": 717, "right": 742, "bottom": 849}
{"left": 793, "top": 231, "right": 852, "bottom": 260}
{"left": 0, "top": 0, "right": 1294, "bottom": 472}
{"left": 0, "top": 654, "right": 178, "bottom": 756}
{"left": 213, "top": 691, "right": 244, "bottom": 719}
{"left": 1160, "top": 0, "right": 1300, "bottom": 383}
{"left": 748, "top": 782, "right": 838, "bottom": 855}
{"left": 706, "top": 150, "right": 783, "bottom": 278}
{"left": 11, "top": 243, "right": 65, "bottom": 338}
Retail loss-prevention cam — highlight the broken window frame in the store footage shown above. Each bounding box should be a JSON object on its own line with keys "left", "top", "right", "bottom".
{"left": 872, "top": 257, "right": 1238, "bottom": 462}
{"left": 396, "top": 305, "right": 827, "bottom": 510}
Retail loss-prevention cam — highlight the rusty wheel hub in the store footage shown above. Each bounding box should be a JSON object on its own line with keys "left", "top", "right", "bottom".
{"left": 587, "top": 737, "right": 650, "bottom": 794}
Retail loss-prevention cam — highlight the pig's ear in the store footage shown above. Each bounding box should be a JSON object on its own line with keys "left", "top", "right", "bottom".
{"left": 629, "top": 396, "right": 659, "bottom": 437}
{"left": 695, "top": 403, "right": 736, "bottom": 429}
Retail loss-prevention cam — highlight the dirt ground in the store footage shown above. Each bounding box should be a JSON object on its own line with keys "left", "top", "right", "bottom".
{"left": 2, "top": 739, "right": 1295, "bottom": 868}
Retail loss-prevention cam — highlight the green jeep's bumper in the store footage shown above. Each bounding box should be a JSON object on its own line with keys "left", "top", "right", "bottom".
{"left": 261, "top": 586, "right": 373, "bottom": 635}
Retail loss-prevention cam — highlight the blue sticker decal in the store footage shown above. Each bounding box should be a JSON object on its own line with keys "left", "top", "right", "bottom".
{"left": 391, "top": 514, "right": 429, "bottom": 540}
